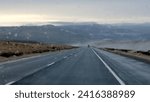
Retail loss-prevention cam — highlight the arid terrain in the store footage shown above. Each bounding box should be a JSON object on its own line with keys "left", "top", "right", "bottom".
{"left": 101, "top": 48, "right": 150, "bottom": 63}
{"left": 0, "top": 41, "right": 76, "bottom": 62}
{"left": 93, "top": 40, "right": 150, "bottom": 51}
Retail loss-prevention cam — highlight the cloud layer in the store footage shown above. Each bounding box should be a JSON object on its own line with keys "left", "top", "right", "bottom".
{"left": 0, "top": 0, "right": 150, "bottom": 25}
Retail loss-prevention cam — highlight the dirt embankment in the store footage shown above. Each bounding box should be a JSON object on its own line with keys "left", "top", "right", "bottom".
{"left": 0, "top": 41, "right": 77, "bottom": 59}
{"left": 101, "top": 48, "right": 150, "bottom": 63}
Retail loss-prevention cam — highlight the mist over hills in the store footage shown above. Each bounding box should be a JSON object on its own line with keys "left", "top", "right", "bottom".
{"left": 0, "top": 23, "right": 150, "bottom": 44}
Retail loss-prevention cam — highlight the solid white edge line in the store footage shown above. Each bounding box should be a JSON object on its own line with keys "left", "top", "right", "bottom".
{"left": 4, "top": 52, "right": 75, "bottom": 85}
{"left": 5, "top": 62, "right": 55, "bottom": 85}
{"left": 5, "top": 81, "right": 16, "bottom": 85}
{"left": 92, "top": 49, "right": 125, "bottom": 85}
{"left": 47, "top": 62, "right": 55, "bottom": 66}
{"left": 0, "top": 54, "right": 44, "bottom": 66}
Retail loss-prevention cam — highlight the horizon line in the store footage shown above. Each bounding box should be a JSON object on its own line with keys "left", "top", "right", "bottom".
{"left": 0, "top": 21, "right": 150, "bottom": 27}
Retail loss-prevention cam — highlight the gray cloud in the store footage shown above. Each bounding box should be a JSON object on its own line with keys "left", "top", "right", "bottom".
{"left": 0, "top": 0, "right": 150, "bottom": 23}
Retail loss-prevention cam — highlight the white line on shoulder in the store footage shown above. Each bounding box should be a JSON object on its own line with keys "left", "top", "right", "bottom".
{"left": 5, "top": 81, "right": 16, "bottom": 85}
{"left": 92, "top": 49, "right": 125, "bottom": 85}
{"left": 47, "top": 62, "right": 55, "bottom": 66}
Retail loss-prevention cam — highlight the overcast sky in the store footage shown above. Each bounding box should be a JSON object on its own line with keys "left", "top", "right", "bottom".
{"left": 0, "top": 0, "right": 150, "bottom": 26}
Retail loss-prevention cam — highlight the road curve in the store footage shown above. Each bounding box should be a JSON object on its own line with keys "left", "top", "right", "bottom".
{"left": 0, "top": 47, "right": 150, "bottom": 85}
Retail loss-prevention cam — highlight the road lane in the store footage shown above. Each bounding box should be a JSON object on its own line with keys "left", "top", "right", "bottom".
{"left": 13, "top": 48, "right": 120, "bottom": 85}
{"left": 92, "top": 49, "right": 125, "bottom": 85}
{"left": 0, "top": 48, "right": 81, "bottom": 84}
{"left": 1, "top": 47, "right": 150, "bottom": 85}
{"left": 94, "top": 48, "right": 150, "bottom": 85}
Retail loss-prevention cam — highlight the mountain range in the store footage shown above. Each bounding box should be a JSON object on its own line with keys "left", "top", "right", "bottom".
{"left": 0, "top": 23, "right": 150, "bottom": 44}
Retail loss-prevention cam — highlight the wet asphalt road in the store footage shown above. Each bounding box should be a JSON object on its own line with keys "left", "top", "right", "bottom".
{"left": 0, "top": 47, "right": 150, "bottom": 85}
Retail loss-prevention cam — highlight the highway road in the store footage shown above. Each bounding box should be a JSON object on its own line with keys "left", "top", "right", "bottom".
{"left": 0, "top": 47, "right": 150, "bottom": 85}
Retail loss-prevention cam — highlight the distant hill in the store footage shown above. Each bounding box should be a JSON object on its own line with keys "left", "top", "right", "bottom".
{"left": 0, "top": 23, "right": 150, "bottom": 44}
